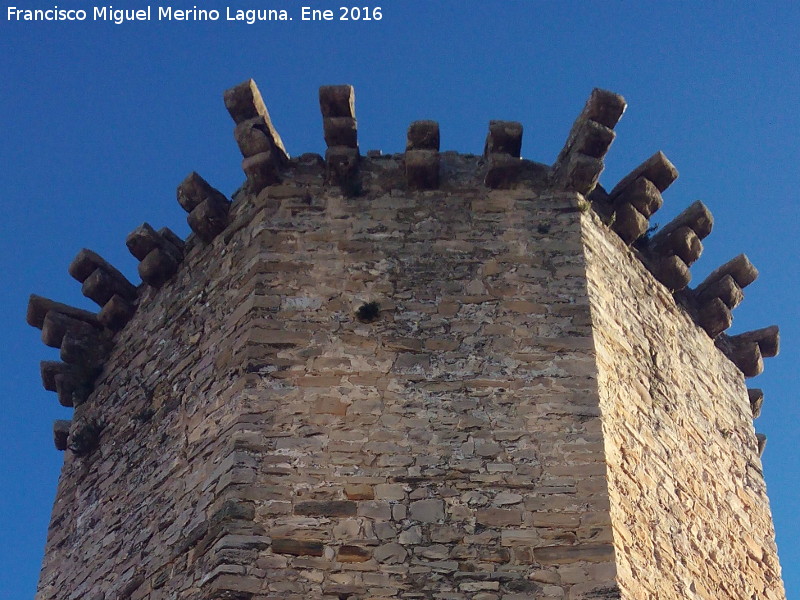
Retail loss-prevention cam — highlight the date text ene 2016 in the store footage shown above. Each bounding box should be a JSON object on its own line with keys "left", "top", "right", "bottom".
{"left": 302, "top": 6, "right": 382, "bottom": 21}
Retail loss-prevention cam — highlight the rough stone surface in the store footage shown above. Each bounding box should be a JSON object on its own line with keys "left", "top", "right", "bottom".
{"left": 582, "top": 209, "right": 785, "bottom": 600}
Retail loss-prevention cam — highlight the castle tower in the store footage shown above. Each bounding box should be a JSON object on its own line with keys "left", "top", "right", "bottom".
{"left": 30, "top": 81, "right": 785, "bottom": 600}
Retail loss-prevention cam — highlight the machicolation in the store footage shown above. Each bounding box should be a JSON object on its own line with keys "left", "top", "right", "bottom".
{"left": 30, "top": 80, "right": 785, "bottom": 599}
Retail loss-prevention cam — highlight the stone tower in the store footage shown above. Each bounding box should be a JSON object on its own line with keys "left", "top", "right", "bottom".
{"left": 29, "top": 81, "right": 785, "bottom": 600}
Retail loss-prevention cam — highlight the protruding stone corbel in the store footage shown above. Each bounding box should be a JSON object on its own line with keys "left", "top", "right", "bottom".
{"left": 405, "top": 120, "right": 440, "bottom": 190}
{"left": 68, "top": 249, "right": 138, "bottom": 309}
{"left": 695, "top": 274, "right": 743, "bottom": 309}
{"left": 320, "top": 85, "right": 360, "bottom": 194}
{"left": 126, "top": 223, "right": 183, "bottom": 263}
{"left": 98, "top": 294, "right": 136, "bottom": 331}
{"left": 223, "top": 79, "right": 288, "bottom": 162}
{"left": 54, "top": 420, "right": 70, "bottom": 451}
{"left": 723, "top": 339, "right": 763, "bottom": 377}
{"left": 613, "top": 177, "right": 663, "bottom": 219}
{"left": 696, "top": 297, "right": 732, "bottom": 338}
{"left": 27, "top": 295, "right": 99, "bottom": 330}
{"left": 748, "top": 388, "right": 764, "bottom": 419}
{"left": 730, "top": 325, "right": 780, "bottom": 359}
{"left": 553, "top": 88, "right": 626, "bottom": 195}
{"left": 126, "top": 223, "right": 183, "bottom": 288}
{"left": 648, "top": 201, "right": 712, "bottom": 269}
{"left": 41, "top": 361, "right": 91, "bottom": 407}
{"left": 40, "top": 309, "right": 103, "bottom": 350}
{"left": 609, "top": 151, "right": 679, "bottom": 200}
{"left": 756, "top": 433, "right": 767, "bottom": 457}
{"left": 647, "top": 255, "right": 691, "bottom": 291}
{"left": 611, "top": 203, "right": 649, "bottom": 245}
{"left": 484, "top": 121, "right": 523, "bottom": 189}
{"left": 139, "top": 248, "right": 180, "bottom": 289}
{"left": 694, "top": 254, "right": 758, "bottom": 304}
{"left": 177, "top": 173, "right": 231, "bottom": 242}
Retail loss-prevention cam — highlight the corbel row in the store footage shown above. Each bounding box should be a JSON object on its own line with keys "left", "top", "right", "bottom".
{"left": 553, "top": 88, "right": 627, "bottom": 196}
{"left": 27, "top": 293, "right": 109, "bottom": 411}
{"left": 595, "top": 155, "right": 778, "bottom": 442}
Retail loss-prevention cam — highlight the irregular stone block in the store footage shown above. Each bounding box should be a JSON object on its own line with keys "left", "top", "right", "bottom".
{"left": 138, "top": 247, "right": 179, "bottom": 289}
{"left": 373, "top": 542, "right": 407, "bottom": 564}
{"left": 271, "top": 538, "right": 324, "bottom": 557}
{"left": 337, "top": 545, "right": 372, "bottom": 563}
{"left": 344, "top": 483, "right": 374, "bottom": 500}
{"left": 409, "top": 498, "right": 445, "bottom": 523}
{"left": 533, "top": 543, "right": 615, "bottom": 565}
{"left": 98, "top": 294, "right": 135, "bottom": 331}
{"left": 476, "top": 508, "right": 522, "bottom": 526}
{"left": 242, "top": 151, "right": 281, "bottom": 194}
{"left": 609, "top": 151, "right": 678, "bottom": 198}
{"left": 613, "top": 177, "right": 663, "bottom": 218}
{"left": 484, "top": 120, "right": 523, "bottom": 158}
{"left": 319, "top": 84, "right": 355, "bottom": 118}
{"left": 177, "top": 172, "right": 228, "bottom": 213}
{"left": 53, "top": 420, "right": 70, "bottom": 451}
{"left": 406, "top": 149, "right": 439, "bottom": 190}
{"left": 323, "top": 116, "right": 358, "bottom": 149}
{"left": 223, "top": 78, "right": 288, "bottom": 160}
{"left": 406, "top": 120, "right": 440, "bottom": 151}
{"left": 611, "top": 203, "right": 648, "bottom": 245}
{"left": 187, "top": 196, "right": 230, "bottom": 243}
{"left": 294, "top": 500, "right": 356, "bottom": 517}
{"left": 749, "top": 388, "right": 764, "bottom": 419}
{"left": 697, "top": 297, "right": 732, "bottom": 338}
{"left": 26, "top": 295, "right": 99, "bottom": 330}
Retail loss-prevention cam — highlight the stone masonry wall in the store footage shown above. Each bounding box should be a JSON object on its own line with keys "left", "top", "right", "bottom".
{"left": 37, "top": 153, "right": 621, "bottom": 600}
{"left": 195, "top": 155, "right": 620, "bottom": 599}
{"left": 36, "top": 190, "right": 282, "bottom": 600}
{"left": 582, "top": 210, "right": 786, "bottom": 600}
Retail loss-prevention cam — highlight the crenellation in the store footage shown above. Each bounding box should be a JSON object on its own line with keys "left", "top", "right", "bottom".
{"left": 29, "top": 80, "right": 787, "bottom": 600}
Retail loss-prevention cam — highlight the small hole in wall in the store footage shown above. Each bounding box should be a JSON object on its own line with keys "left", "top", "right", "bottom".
{"left": 355, "top": 301, "right": 381, "bottom": 323}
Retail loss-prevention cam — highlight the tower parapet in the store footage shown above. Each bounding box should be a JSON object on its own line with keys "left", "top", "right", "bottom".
{"left": 30, "top": 80, "right": 784, "bottom": 600}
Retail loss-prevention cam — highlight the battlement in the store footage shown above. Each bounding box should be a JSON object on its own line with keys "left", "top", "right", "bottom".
{"left": 28, "top": 79, "right": 777, "bottom": 455}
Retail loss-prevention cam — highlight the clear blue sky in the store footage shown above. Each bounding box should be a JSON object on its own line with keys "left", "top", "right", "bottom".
{"left": 1, "top": 1, "right": 798, "bottom": 597}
